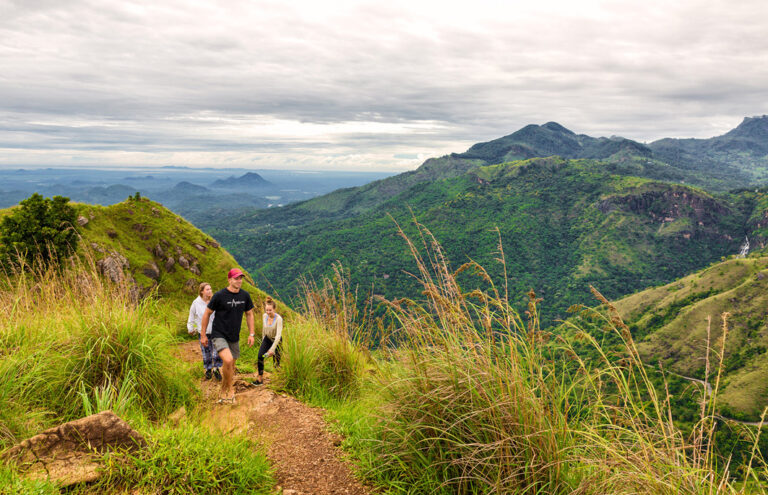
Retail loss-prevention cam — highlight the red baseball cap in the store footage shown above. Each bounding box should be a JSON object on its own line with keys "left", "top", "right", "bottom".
{"left": 227, "top": 268, "right": 244, "bottom": 279}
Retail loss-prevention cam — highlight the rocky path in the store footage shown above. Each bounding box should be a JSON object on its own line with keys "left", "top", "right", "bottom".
{"left": 178, "top": 341, "right": 372, "bottom": 495}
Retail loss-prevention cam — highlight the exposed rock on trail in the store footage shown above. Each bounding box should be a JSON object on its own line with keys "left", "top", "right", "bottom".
{"left": 2, "top": 410, "right": 144, "bottom": 487}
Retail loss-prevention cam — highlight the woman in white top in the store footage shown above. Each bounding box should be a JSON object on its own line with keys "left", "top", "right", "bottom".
{"left": 256, "top": 297, "right": 283, "bottom": 384}
{"left": 187, "top": 282, "right": 222, "bottom": 380}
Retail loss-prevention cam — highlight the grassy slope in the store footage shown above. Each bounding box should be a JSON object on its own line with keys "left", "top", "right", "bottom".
{"left": 613, "top": 255, "right": 768, "bottom": 416}
{"left": 71, "top": 197, "right": 285, "bottom": 314}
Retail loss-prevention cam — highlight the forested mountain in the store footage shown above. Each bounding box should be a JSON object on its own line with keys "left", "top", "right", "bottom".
{"left": 212, "top": 157, "right": 768, "bottom": 321}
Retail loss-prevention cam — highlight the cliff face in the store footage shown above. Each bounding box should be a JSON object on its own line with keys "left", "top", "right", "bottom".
{"left": 600, "top": 188, "right": 727, "bottom": 219}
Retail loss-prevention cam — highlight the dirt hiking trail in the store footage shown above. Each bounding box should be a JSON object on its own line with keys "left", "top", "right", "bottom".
{"left": 177, "top": 341, "right": 372, "bottom": 495}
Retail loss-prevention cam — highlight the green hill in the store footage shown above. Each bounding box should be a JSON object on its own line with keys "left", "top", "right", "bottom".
{"left": 612, "top": 254, "right": 768, "bottom": 417}
{"left": 1, "top": 196, "right": 278, "bottom": 312}
{"left": 77, "top": 197, "right": 282, "bottom": 310}
{"left": 200, "top": 118, "right": 768, "bottom": 316}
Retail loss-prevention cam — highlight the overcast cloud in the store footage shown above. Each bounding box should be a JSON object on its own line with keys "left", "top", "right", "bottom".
{"left": 1, "top": 0, "right": 767, "bottom": 170}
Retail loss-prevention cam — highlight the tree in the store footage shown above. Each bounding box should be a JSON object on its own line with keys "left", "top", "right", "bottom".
{"left": 0, "top": 193, "right": 79, "bottom": 268}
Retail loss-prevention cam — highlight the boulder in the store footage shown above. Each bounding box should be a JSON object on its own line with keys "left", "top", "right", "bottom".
{"left": 76, "top": 216, "right": 88, "bottom": 227}
{"left": 96, "top": 253, "right": 129, "bottom": 284}
{"left": 178, "top": 255, "right": 190, "bottom": 269}
{"left": 184, "top": 278, "right": 199, "bottom": 293}
{"left": 205, "top": 238, "right": 220, "bottom": 248}
{"left": 164, "top": 257, "right": 176, "bottom": 272}
{"left": 151, "top": 207, "right": 160, "bottom": 217}
{"left": 142, "top": 262, "right": 161, "bottom": 281}
{"left": 152, "top": 244, "right": 165, "bottom": 258}
{"left": 193, "top": 243, "right": 207, "bottom": 253}
{"left": 106, "top": 229, "right": 118, "bottom": 239}
{"left": 2, "top": 410, "right": 145, "bottom": 487}
{"left": 89, "top": 242, "right": 105, "bottom": 253}
{"left": 190, "top": 264, "right": 201, "bottom": 276}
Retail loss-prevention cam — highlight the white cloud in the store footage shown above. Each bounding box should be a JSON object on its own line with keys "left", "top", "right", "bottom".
{"left": 0, "top": 0, "right": 767, "bottom": 169}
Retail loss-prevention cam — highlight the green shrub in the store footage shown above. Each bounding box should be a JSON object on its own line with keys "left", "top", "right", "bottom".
{"left": 0, "top": 253, "right": 196, "bottom": 445}
{"left": 0, "top": 193, "right": 78, "bottom": 269}
{"left": 47, "top": 300, "right": 195, "bottom": 420}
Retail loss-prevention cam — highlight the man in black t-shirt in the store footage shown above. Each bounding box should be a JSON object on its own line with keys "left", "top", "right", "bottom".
{"left": 200, "top": 268, "right": 255, "bottom": 403}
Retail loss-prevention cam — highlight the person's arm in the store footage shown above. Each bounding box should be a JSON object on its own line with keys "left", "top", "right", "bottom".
{"left": 246, "top": 309, "right": 255, "bottom": 347}
{"left": 200, "top": 308, "right": 213, "bottom": 346}
{"left": 266, "top": 316, "right": 282, "bottom": 356}
{"left": 187, "top": 302, "right": 198, "bottom": 334}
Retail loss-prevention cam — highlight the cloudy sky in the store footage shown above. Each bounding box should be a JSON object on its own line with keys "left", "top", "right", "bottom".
{"left": 1, "top": 0, "right": 767, "bottom": 171}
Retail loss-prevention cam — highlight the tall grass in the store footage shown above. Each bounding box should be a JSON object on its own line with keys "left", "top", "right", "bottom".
{"left": 83, "top": 424, "right": 274, "bottom": 494}
{"left": 291, "top": 221, "right": 768, "bottom": 494}
{"left": 0, "top": 249, "right": 195, "bottom": 447}
{"left": 273, "top": 264, "right": 372, "bottom": 405}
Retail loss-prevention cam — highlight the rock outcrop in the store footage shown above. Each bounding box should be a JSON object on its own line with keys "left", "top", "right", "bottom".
{"left": 142, "top": 261, "right": 161, "bottom": 281}
{"left": 96, "top": 253, "right": 129, "bottom": 284}
{"left": 2, "top": 410, "right": 145, "bottom": 486}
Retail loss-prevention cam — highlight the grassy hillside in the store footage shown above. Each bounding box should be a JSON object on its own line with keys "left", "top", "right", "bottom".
{"left": 218, "top": 157, "right": 754, "bottom": 322}
{"left": 612, "top": 254, "right": 768, "bottom": 417}
{"left": 71, "top": 197, "right": 283, "bottom": 312}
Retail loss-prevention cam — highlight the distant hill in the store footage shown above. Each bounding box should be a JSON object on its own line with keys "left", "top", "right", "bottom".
{"left": 649, "top": 115, "right": 768, "bottom": 185}
{"left": 211, "top": 172, "right": 272, "bottom": 189}
{"left": 171, "top": 181, "right": 210, "bottom": 194}
{"left": 80, "top": 184, "right": 136, "bottom": 204}
{"left": 0, "top": 190, "right": 31, "bottom": 208}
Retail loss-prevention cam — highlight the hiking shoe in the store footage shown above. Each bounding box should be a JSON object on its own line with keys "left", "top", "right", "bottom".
{"left": 213, "top": 368, "right": 222, "bottom": 381}
{"left": 205, "top": 369, "right": 212, "bottom": 380}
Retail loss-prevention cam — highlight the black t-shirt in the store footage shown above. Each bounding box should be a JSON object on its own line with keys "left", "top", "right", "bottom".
{"left": 207, "top": 288, "right": 254, "bottom": 342}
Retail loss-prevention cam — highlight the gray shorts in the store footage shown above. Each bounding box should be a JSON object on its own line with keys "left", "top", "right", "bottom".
{"left": 211, "top": 338, "right": 240, "bottom": 360}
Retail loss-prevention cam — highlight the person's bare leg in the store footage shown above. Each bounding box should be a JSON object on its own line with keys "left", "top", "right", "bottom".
{"left": 218, "top": 348, "right": 235, "bottom": 399}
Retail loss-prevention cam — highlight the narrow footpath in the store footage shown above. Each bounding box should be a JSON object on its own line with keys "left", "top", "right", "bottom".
{"left": 177, "top": 341, "right": 372, "bottom": 495}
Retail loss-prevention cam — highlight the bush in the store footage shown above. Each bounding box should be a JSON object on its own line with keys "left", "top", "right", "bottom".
{"left": 0, "top": 193, "right": 78, "bottom": 268}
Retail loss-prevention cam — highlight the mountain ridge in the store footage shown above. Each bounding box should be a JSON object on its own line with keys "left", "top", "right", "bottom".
{"left": 204, "top": 116, "right": 768, "bottom": 238}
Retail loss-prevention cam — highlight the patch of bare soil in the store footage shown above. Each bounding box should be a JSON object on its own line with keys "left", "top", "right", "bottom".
{"left": 179, "top": 340, "right": 372, "bottom": 495}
